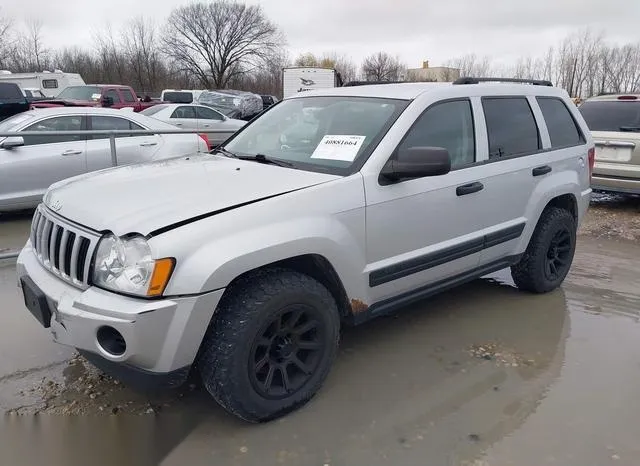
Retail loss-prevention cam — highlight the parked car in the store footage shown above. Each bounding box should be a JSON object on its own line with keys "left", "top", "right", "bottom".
{"left": 197, "top": 90, "right": 263, "bottom": 120}
{"left": 0, "top": 107, "right": 209, "bottom": 211}
{"left": 0, "top": 82, "right": 30, "bottom": 121}
{"left": 578, "top": 93, "right": 640, "bottom": 195}
{"left": 31, "top": 85, "right": 159, "bottom": 112}
{"left": 140, "top": 103, "right": 246, "bottom": 148}
{"left": 16, "top": 78, "right": 593, "bottom": 423}
{"left": 160, "top": 89, "right": 205, "bottom": 104}
{"left": 260, "top": 95, "right": 279, "bottom": 110}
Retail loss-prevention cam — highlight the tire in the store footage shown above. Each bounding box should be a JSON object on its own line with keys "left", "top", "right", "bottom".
{"left": 198, "top": 268, "right": 340, "bottom": 422}
{"left": 511, "top": 207, "right": 577, "bottom": 294}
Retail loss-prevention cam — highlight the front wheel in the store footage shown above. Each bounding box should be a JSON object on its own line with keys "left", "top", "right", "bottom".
{"left": 511, "top": 207, "right": 577, "bottom": 293}
{"left": 198, "top": 268, "right": 340, "bottom": 422}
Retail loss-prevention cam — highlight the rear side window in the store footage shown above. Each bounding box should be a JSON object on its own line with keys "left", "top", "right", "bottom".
{"left": 579, "top": 101, "right": 640, "bottom": 132}
{"left": 0, "top": 83, "right": 24, "bottom": 100}
{"left": 483, "top": 97, "right": 540, "bottom": 159}
{"left": 90, "top": 116, "right": 144, "bottom": 139}
{"left": 537, "top": 97, "right": 585, "bottom": 147}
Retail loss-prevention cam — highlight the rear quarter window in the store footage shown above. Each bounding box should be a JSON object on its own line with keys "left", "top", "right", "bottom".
{"left": 536, "top": 97, "right": 585, "bottom": 147}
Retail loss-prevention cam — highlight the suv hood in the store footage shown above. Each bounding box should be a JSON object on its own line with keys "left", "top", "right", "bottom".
{"left": 43, "top": 155, "right": 340, "bottom": 236}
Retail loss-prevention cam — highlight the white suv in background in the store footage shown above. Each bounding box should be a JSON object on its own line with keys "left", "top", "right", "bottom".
{"left": 17, "top": 77, "right": 593, "bottom": 423}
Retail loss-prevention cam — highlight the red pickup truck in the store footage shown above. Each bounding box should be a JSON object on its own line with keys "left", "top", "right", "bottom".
{"left": 31, "top": 84, "right": 159, "bottom": 112}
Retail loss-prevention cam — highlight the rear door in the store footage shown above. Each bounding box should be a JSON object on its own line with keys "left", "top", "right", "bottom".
{"left": 85, "top": 115, "right": 161, "bottom": 170}
{"left": 0, "top": 114, "right": 87, "bottom": 207}
{"left": 120, "top": 88, "right": 138, "bottom": 110}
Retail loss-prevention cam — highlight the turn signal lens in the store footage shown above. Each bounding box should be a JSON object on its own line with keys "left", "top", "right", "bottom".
{"left": 147, "top": 258, "right": 175, "bottom": 297}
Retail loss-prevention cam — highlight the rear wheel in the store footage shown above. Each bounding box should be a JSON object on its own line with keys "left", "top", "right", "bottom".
{"left": 198, "top": 268, "right": 340, "bottom": 422}
{"left": 511, "top": 207, "right": 576, "bottom": 293}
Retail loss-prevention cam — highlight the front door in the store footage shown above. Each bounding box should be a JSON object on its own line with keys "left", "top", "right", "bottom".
{"left": 0, "top": 114, "right": 87, "bottom": 208}
{"left": 364, "top": 98, "right": 488, "bottom": 304}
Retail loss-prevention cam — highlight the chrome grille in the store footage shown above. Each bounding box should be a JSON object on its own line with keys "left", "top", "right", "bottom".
{"left": 30, "top": 205, "right": 100, "bottom": 289}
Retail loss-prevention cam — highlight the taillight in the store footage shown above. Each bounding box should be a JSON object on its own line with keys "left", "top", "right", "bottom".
{"left": 617, "top": 95, "right": 638, "bottom": 100}
{"left": 198, "top": 133, "right": 210, "bottom": 150}
{"left": 587, "top": 146, "right": 595, "bottom": 180}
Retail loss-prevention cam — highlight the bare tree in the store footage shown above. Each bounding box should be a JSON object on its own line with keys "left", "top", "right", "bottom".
{"left": 122, "top": 17, "right": 163, "bottom": 94}
{"left": 445, "top": 54, "right": 493, "bottom": 77}
{"left": 0, "top": 9, "right": 14, "bottom": 69}
{"left": 293, "top": 53, "right": 318, "bottom": 67}
{"left": 361, "top": 52, "right": 404, "bottom": 81}
{"left": 162, "top": 1, "right": 285, "bottom": 88}
{"left": 26, "top": 19, "right": 49, "bottom": 71}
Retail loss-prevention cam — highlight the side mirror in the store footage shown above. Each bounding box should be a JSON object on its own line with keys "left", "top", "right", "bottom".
{"left": 380, "top": 146, "right": 451, "bottom": 183}
{"left": 0, "top": 136, "right": 25, "bottom": 149}
{"left": 101, "top": 96, "right": 114, "bottom": 107}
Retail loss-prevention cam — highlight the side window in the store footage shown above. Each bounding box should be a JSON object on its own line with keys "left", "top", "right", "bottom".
{"left": 398, "top": 99, "right": 476, "bottom": 169}
{"left": 24, "top": 90, "right": 33, "bottom": 98}
{"left": 22, "top": 116, "right": 84, "bottom": 145}
{"left": 196, "top": 106, "right": 223, "bottom": 120}
{"left": 104, "top": 89, "right": 121, "bottom": 104}
{"left": 121, "top": 89, "right": 136, "bottom": 103}
{"left": 536, "top": 97, "right": 585, "bottom": 147}
{"left": 41, "top": 79, "right": 58, "bottom": 89}
{"left": 90, "top": 116, "right": 144, "bottom": 139}
{"left": 483, "top": 97, "right": 540, "bottom": 159}
{"left": 171, "top": 106, "right": 197, "bottom": 119}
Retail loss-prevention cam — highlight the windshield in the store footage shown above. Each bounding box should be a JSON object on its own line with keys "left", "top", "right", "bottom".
{"left": 579, "top": 101, "right": 640, "bottom": 131}
{"left": 0, "top": 111, "right": 35, "bottom": 132}
{"left": 223, "top": 96, "right": 409, "bottom": 175}
{"left": 140, "top": 104, "right": 168, "bottom": 116}
{"left": 57, "top": 86, "right": 102, "bottom": 101}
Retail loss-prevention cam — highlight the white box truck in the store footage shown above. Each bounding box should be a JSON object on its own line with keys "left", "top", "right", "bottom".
{"left": 282, "top": 67, "right": 343, "bottom": 99}
{"left": 0, "top": 70, "right": 85, "bottom": 97}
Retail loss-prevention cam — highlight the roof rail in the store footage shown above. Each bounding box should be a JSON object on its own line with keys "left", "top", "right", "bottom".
{"left": 453, "top": 77, "right": 553, "bottom": 87}
{"left": 342, "top": 80, "right": 404, "bottom": 87}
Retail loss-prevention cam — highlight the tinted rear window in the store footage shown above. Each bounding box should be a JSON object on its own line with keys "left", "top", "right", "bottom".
{"left": 483, "top": 97, "right": 541, "bottom": 158}
{"left": 579, "top": 101, "right": 640, "bottom": 131}
{"left": 0, "top": 83, "right": 24, "bottom": 100}
{"left": 162, "top": 92, "right": 193, "bottom": 103}
{"left": 537, "top": 97, "right": 585, "bottom": 147}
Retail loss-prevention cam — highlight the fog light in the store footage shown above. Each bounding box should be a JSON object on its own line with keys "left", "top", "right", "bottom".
{"left": 97, "top": 326, "right": 126, "bottom": 356}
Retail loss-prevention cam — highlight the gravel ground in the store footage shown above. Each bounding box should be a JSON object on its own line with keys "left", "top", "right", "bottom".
{"left": 579, "top": 192, "right": 640, "bottom": 241}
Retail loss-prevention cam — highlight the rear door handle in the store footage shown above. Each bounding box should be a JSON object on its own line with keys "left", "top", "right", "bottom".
{"left": 456, "top": 182, "right": 484, "bottom": 196}
{"left": 140, "top": 141, "right": 158, "bottom": 147}
{"left": 61, "top": 150, "right": 82, "bottom": 156}
{"left": 202, "top": 124, "right": 211, "bottom": 128}
{"left": 532, "top": 165, "right": 552, "bottom": 176}
{"left": 174, "top": 123, "right": 183, "bottom": 126}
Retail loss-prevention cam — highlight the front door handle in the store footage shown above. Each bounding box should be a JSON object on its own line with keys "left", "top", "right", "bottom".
{"left": 456, "top": 182, "right": 484, "bottom": 196}
{"left": 61, "top": 150, "right": 82, "bottom": 156}
{"left": 140, "top": 141, "right": 158, "bottom": 147}
{"left": 532, "top": 165, "right": 552, "bottom": 176}
{"left": 174, "top": 123, "right": 183, "bottom": 126}
{"left": 202, "top": 124, "right": 211, "bottom": 128}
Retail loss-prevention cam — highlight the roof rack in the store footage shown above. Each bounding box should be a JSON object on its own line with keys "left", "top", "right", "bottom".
{"left": 453, "top": 77, "right": 553, "bottom": 87}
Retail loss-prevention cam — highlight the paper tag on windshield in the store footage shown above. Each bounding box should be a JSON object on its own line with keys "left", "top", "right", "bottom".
{"left": 91, "top": 93, "right": 101, "bottom": 100}
{"left": 310, "top": 135, "right": 366, "bottom": 162}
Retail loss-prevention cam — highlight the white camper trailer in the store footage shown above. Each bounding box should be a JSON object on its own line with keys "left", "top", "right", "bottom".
{"left": 0, "top": 70, "right": 85, "bottom": 97}
{"left": 282, "top": 67, "right": 342, "bottom": 99}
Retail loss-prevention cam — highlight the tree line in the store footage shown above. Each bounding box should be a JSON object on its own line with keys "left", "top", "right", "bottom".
{"left": 0, "top": 3, "right": 639, "bottom": 99}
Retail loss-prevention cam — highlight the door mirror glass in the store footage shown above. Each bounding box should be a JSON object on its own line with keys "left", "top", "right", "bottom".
{"left": 0, "top": 136, "right": 25, "bottom": 149}
{"left": 381, "top": 146, "right": 451, "bottom": 183}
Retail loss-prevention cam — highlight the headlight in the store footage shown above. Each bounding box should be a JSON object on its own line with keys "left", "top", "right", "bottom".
{"left": 92, "top": 234, "right": 175, "bottom": 297}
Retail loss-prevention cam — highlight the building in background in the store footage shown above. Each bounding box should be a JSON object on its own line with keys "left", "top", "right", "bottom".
{"left": 406, "top": 61, "right": 461, "bottom": 82}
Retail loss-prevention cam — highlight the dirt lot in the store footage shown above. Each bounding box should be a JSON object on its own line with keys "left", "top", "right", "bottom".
{"left": 579, "top": 192, "right": 640, "bottom": 241}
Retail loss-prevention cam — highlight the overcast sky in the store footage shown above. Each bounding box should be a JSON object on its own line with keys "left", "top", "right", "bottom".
{"left": 3, "top": 0, "right": 640, "bottom": 67}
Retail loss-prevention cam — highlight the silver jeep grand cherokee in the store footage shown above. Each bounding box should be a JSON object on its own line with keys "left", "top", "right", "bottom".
{"left": 17, "top": 77, "right": 593, "bottom": 422}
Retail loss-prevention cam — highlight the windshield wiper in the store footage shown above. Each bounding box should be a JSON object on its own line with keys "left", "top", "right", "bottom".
{"left": 211, "top": 146, "right": 239, "bottom": 158}
{"left": 620, "top": 126, "right": 640, "bottom": 132}
{"left": 236, "top": 153, "right": 294, "bottom": 168}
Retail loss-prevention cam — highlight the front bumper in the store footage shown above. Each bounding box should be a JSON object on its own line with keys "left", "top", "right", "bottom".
{"left": 16, "top": 240, "right": 224, "bottom": 382}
